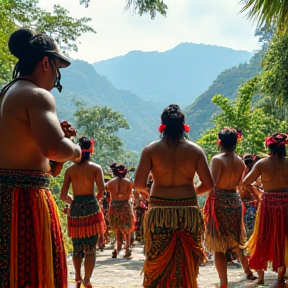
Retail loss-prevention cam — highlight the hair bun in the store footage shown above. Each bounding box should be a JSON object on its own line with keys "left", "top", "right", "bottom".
{"left": 8, "top": 28, "right": 36, "bottom": 59}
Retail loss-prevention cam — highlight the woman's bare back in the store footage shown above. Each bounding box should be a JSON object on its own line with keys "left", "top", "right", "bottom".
{"left": 211, "top": 152, "right": 245, "bottom": 191}
{"left": 106, "top": 177, "right": 133, "bottom": 201}
{"left": 146, "top": 139, "right": 209, "bottom": 199}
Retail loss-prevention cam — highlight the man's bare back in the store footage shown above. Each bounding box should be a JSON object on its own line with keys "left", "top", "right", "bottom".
{"left": 106, "top": 177, "right": 133, "bottom": 201}
{"left": 135, "top": 138, "right": 213, "bottom": 199}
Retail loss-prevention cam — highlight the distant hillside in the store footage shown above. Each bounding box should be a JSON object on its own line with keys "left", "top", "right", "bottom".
{"left": 93, "top": 43, "right": 253, "bottom": 107}
{"left": 53, "top": 60, "right": 160, "bottom": 151}
{"left": 184, "top": 51, "right": 263, "bottom": 141}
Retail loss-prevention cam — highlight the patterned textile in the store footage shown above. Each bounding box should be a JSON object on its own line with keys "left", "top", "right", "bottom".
{"left": 246, "top": 192, "right": 288, "bottom": 272}
{"left": 0, "top": 169, "right": 67, "bottom": 288}
{"left": 204, "top": 189, "right": 245, "bottom": 253}
{"left": 108, "top": 200, "right": 135, "bottom": 234}
{"left": 143, "top": 196, "right": 204, "bottom": 288}
{"left": 242, "top": 198, "right": 258, "bottom": 239}
{"left": 68, "top": 195, "right": 106, "bottom": 254}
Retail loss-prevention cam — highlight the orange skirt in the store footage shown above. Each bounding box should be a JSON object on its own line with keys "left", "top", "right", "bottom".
{"left": 246, "top": 192, "right": 288, "bottom": 271}
{"left": 143, "top": 197, "right": 204, "bottom": 288}
{"left": 0, "top": 169, "right": 67, "bottom": 288}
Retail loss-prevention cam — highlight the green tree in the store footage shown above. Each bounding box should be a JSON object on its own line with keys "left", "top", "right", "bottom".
{"left": 74, "top": 105, "right": 130, "bottom": 168}
{"left": 0, "top": 0, "right": 95, "bottom": 84}
{"left": 197, "top": 77, "right": 287, "bottom": 160}
{"left": 240, "top": 0, "right": 288, "bottom": 31}
{"left": 257, "top": 30, "right": 288, "bottom": 121}
{"left": 125, "top": 0, "right": 168, "bottom": 18}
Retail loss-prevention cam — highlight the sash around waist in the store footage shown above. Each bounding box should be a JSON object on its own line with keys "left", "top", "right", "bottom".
{"left": 0, "top": 168, "right": 51, "bottom": 189}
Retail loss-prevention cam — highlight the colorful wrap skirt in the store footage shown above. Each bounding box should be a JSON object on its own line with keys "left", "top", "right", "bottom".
{"left": 108, "top": 200, "right": 135, "bottom": 234}
{"left": 242, "top": 198, "right": 258, "bottom": 240}
{"left": 143, "top": 196, "right": 205, "bottom": 288}
{"left": 0, "top": 169, "right": 67, "bottom": 288}
{"left": 246, "top": 192, "right": 288, "bottom": 271}
{"left": 204, "top": 189, "right": 245, "bottom": 253}
{"left": 68, "top": 195, "right": 106, "bottom": 254}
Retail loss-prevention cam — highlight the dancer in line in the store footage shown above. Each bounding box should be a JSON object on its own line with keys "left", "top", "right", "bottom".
{"left": 105, "top": 163, "right": 135, "bottom": 258}
{"left": 204, "top": 127, "right": 256, "bottom": 288}
{"left": 135, "top": 104, "right": 214, "bottom": 288}
{"left": 0, "top": 28, "right": 81, "bottom": 288}
{"left": 243, "top": 133, "right": 288, "bottom": 287}
{"left": 60, "top": 137, "right": 106, "bottom": 288}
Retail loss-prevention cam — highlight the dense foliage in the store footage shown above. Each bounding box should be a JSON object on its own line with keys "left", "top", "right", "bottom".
{"left": 0, "top": 0, "right": 95, "bottom": 84}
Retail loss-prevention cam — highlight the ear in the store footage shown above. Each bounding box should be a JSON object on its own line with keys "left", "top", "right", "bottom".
{"left": 41, "top": 56, "right": 50, "bottom": 71}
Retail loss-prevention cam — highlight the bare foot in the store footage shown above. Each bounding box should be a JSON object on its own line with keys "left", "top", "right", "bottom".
{"left": 246, "top": 270, "right": 257, "bottom": 281}
{"left": 271, "top": 280, "right": 288, "bottom": 288}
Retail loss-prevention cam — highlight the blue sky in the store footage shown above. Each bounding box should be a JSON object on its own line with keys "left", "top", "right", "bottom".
{"left": 38, "top": 0, "right": 260, "bottom": 63}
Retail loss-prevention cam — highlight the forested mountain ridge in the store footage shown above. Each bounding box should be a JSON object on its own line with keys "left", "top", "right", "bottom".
{"left": 93, "top": 43, "right": 253, "bottom": 107}
{"left": 184, "top": 51, "right": 263, "bottom": 141}
{"left": 53, "top": 60, "right": 160, "bottom": 152}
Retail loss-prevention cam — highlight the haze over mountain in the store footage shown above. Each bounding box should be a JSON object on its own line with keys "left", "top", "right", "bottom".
{"left": 52, "top": 60, "right": 160, "bottom": 152}
{"left": 53, "top": 45, "right": 261, "bottom": 152}
{"left": 93, "top": 43, "right": 253, "bottom": 108}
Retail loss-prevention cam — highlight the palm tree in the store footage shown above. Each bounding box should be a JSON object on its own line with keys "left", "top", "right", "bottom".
{"left": 240, "top": 0, "right": 288, "bottom": 31}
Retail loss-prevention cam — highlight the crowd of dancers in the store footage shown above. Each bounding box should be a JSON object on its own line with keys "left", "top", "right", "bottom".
{"left": 1, "top": 27, "right": 288, "bottom": 288}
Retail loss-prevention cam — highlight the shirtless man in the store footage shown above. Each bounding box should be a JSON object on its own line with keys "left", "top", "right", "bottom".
{"left": 242, "top": 133, "right": 288, "bottom": 287}
{"left": 134, "top": 104, "right": 214, "bottom": 288}
{"left": 105, "top": 163, "right": 135, "bottom": 258}
{"left": 203, "top": 127, "right": 256, "bottom": 288}
{"left": 0, "top": 28, "right": 81, "bottom": 288}
{"left": 60, "top": 137, "right": 106, "bottom": 288}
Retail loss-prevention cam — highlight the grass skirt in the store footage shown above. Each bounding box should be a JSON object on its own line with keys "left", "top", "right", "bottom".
{"left": 204, "top": 189, "right": 245, "bottom": 253}
{"left": 246, "top": 192, "right": 288, "bottom": 271}
{"left": 0, "top": 169, "right": 67, "bottom": 288}
{"left": 108, "top": 200, "right": 135, "bottom": 234}
{"left": 143, "top": 196, "right": 205, "bottom": 288}
{"left": 68, "top": 195, "right": 106, "bottom": 254}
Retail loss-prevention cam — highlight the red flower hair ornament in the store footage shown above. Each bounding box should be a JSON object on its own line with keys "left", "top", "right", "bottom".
{"left": 81, "top": 139, "right": 95, "bottom": 155}
{"left": 158, "top": 123, "right": 190, "bottom": 133}
{"left": 183, "top": 124, "right": 190, "bottom": 133}
{"left": 158, "top": 124, "right": 166, "bottom": 133}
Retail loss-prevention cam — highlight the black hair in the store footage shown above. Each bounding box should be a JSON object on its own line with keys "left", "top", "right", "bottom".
{"left": 79, "top": 136, "right": 93, "bottom": 164}
{"left": 160, "top": 104, "right": 187, "bottom": 147}
{"left": 110, "top": 162, "right": 128, "bottom": 178}
{"left": 243, "top": 153, "right": 260, "bottom": 170}
{"left": 8, "top": 28, "right": 59, "bottom": 78}
{"left": 218, "top": 127, "right": 239, "bottom": 151}
{"left": 267, "top": 133, "right": 287, "bottom": 158}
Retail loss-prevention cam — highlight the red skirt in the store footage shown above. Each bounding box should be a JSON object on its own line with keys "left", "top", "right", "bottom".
{"left": 0, "top": 169, "right": 67, "bottom": 288}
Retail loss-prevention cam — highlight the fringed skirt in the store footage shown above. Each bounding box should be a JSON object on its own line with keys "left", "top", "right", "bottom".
{"left": 204, "top": 189, "right": 245, "bottom": 253}
{"left": 68, "top": 195, "right": 106, "bottom": 254}
{"left": 246, "top": 192, "right": 288, "bottom": 271}
{"left": 108, "top": 200, "right": 135, "bottom": 234}
{"left": 0, "top": 169, "right": 67, "bottom": 288}
{"left": 143, "top": 196, "right": 205, "bottom": 288}
{"left": 242, "top": 198, "right": 258, "bottom": 240}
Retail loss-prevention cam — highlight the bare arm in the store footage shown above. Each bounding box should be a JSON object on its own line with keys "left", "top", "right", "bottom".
{"left": 27, "top": 89, "right": 81, "bottom": 162}
{"left": 242, "top": 163, "right": 262, "bottom": 200}
{"left": 134, "top": 147, "right": 152, "bottom": 193}
{"left": 60, "top": 169, "right": 73, "bottom": 205}
{"left": 195, "top": 150, "right": 214, "bottom": 196}
{"left": 95, "top": 166, "right": 105, "bottom": 200}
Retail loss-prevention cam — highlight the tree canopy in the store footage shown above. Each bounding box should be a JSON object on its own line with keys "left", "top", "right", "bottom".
{"left": 0, "top": 0, "right": 95, "bottom": 84}
{"left": 240, "top": 0, "right": 288, "bottom": 31}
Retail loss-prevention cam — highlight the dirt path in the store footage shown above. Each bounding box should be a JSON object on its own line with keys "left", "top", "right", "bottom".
{"left": 67, "top": 242, "right": 286, "bottom": 288}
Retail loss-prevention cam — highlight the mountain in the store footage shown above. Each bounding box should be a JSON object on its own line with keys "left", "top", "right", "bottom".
{"left": 92, "top": 43, "right": 253, "bottom": 108}
{"left": 184, "top": 51, "right": 263, "bottom": 141}
{"left": 53, "top": 60, "right": 161, "bottom": 152}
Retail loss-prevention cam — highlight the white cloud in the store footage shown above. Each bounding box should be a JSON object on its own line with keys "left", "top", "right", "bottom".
{"left": 38, "top": 0, "right": 260, "bottom": 63}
